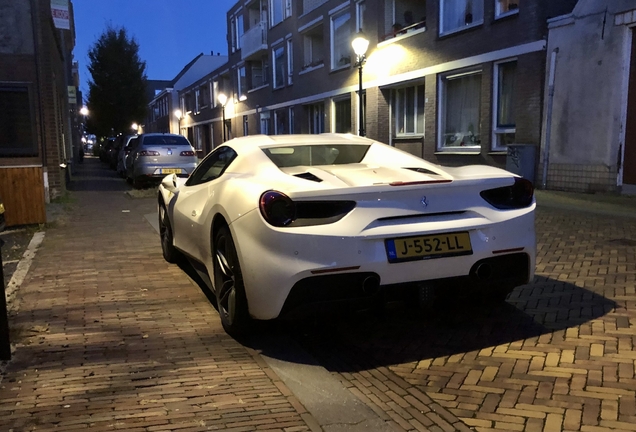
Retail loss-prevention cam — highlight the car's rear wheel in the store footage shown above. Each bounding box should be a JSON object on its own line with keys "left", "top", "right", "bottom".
{"left": 214, "top": 226, "right": 251, "bottom": 336}
{"left": 158, "top": 202, "right": 181, "bottom": 263}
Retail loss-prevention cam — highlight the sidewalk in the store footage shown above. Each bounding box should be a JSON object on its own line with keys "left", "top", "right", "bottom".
{"left": 0, "top": 157, "right": 317, "bottom": 431}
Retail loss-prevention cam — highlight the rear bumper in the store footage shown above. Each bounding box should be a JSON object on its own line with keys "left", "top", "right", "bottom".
{"left": 279, "top": 253, "right": 531, "bottom": 318}
{"left": 134, "top": 162, "right": 197, "bottom": 179}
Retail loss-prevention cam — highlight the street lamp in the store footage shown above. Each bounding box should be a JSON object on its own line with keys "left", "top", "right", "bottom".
{"left": 352, "top": 33, "right": 369, "bottom": 137}
{"left": 131, "top": 122, "right": 139, "bottom": 132}
{"left": 174, "top": 109, "right": 183, "bottom": 135}
{"left": 218, "top": 93, "right": 228, "bottom": 142}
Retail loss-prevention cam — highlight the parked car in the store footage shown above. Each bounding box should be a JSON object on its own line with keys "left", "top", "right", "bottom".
{"left": 116, "top": 134, "right": 137, "bottom": 177}
{"left": 127, "top": 133, "right": 197, "bottom": 188}
{"left": 99, "top": 137, "right": 116, "bottom": 163}
{"left": 157, "top": 134, "right": 536, "bottom": 336}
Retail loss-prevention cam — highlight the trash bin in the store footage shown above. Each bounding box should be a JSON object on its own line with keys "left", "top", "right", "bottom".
{"left": 506, "top": 144, "right": 537, "bottom": 185}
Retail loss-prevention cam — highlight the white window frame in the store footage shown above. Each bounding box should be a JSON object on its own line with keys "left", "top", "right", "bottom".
{"left": 330, "top": 10, "right": 352, "bottom": 70}
{"left": 272, "top": 44, "right": 286, "bottom": 89}
{"left": 270, "top": 0, "right": 292, "bottom": 27}
{"left": 439, "top": 0, "right": 484, "bottom": 36}
{"left": 495, "top": 0, "right": 520, "bottom": 19}
{"left": 492, "top": 59, "right": 517, "bottom": 151}
{"left": 437, "top": 69, "right": 483, "bottom": 152}
{"left": 236, "top": 14, "right": 244, "bottom": 50}
{"left": 393, "top": 83, "right": 425, "bottom": 137}
{"left": 356, "top": 0, "right": 366, "bottom": 32}
{"left": 237, "top": 66, "right": 247, "bottom": 99}
{"left": 286, "top": 39, "right": 294, "bottom": 85}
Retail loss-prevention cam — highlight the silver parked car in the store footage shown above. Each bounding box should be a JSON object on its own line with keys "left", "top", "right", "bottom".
{"left": 126, "top": 133, "right": 198, "bottom": 188}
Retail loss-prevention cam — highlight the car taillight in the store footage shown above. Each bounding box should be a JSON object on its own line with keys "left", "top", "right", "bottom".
{"left": 259, "top": 191, "right": 296, "bottom": 227}
{"left": 138, "top": 150, "right": 160, "bottom": 156}
{"left": 480, "top": 177, "right": 534, "bottom": 210}
{"left": 180, "top": 151, "right": 195, "bottom": 156}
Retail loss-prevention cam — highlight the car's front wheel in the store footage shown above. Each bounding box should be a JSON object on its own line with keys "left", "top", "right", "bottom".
{"left": 213, "top": 226, "right": 251, "bottom": 336}
{"left": 158, "top": 202, "right": 181, "bottom": 263}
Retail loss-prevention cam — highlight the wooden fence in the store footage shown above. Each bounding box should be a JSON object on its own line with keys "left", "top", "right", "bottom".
{"left": 0, "top": 167, "right": 46, "bottom": 227}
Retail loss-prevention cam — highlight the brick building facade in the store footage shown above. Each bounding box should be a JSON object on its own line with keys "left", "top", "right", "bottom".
{"left": 0, "top": 0, "right": 76, "bottom": 226}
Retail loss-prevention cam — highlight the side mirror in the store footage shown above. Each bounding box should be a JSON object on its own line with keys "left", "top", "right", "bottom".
{"left": 160, "top": 174, "right": 179, "bottom": 193}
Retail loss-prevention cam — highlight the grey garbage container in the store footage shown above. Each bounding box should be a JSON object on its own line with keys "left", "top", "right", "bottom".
{"left": 506, "top": 144, "right": 536, "bottom": 185}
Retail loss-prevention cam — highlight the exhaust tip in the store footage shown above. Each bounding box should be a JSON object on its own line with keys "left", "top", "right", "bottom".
{"left": 475, "top": 263, "right": 493, "bottom": 281}
{"left": 362, "top": 276, "right": 380, "bottom": 295}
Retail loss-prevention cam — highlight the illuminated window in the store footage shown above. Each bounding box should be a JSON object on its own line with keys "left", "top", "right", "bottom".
{"left": 496, "top": 0, "right": 519, "bottom": 17}
{"left": 439, "top": 70, "right": 482, "bottom": 150}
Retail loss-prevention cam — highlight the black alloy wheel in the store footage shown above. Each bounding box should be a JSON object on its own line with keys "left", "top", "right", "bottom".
{"left": 158, "top": 202, "right": 181, "bottom": 263}
{"left": 213, "top": 226, "right": 251, "bottom": 336}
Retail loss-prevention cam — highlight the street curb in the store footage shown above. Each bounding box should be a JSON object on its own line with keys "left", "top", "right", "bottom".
{"left": 5, "top": 231, "right": 45, "bottom": 311}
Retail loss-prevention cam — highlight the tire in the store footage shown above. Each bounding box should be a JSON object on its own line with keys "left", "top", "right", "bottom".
{"left": 213, "top": 226, "right": 251, "bottom": 336}
{"left": 158, "top": 202, "right": 181, "bottom": 263}
{"left": 133, "top": 176, "right": 143, "bottom": 189}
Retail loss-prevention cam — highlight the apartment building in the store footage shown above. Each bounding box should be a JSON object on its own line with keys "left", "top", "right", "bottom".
{"left": 176, "top": 0, "right": 579, "bottom": 181}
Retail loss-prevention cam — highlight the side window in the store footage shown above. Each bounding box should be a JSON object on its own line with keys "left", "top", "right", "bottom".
{"left": 186, "top": 146, "right": 238, "bottom": 186}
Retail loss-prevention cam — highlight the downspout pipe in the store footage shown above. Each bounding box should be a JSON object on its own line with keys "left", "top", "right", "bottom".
{"left": 542, "top": 48, "right": 559, "bottom": 189}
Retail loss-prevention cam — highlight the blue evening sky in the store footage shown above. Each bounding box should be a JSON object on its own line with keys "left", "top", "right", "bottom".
{"left": 72, "top": 0, "right": 236, "bottom": 98}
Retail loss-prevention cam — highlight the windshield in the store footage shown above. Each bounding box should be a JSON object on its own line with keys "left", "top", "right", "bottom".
{"left": 143, "top": 135, "right": 190, "bottom": 146}
{"left": 262, "top": 144, "right": 370, "bottom": 168}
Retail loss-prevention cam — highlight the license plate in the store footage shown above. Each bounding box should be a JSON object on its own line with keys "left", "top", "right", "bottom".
{"left": 385, "top": 231, "right": 473, "bottom": 263}
{"left": 160, "top": 168, "right": 182, "bottom": 174}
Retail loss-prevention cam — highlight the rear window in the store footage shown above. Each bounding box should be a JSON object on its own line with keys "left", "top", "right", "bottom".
{"left": 262, "top": 144, "right": 370, "bottom": 168}
{"left": 142, "top": 135, "right": 190, "bottom": 146}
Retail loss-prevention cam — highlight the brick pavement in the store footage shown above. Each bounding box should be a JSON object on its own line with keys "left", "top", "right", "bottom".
{"left": 0, "top": 157, "right": 318, "bottom": 432}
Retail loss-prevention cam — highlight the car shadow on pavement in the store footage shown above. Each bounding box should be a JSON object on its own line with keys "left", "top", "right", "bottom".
{"left": 244, "top": 276, "right": 617, "bottom": 372}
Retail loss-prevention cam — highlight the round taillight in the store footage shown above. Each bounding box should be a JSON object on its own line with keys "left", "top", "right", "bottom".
{"left": 259, "top": 191, "right": 296, "bottom": 227}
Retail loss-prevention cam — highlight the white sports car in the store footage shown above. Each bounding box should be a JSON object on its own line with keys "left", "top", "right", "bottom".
{"left": 158, "top": 134, "right": 535, "bottom": 336}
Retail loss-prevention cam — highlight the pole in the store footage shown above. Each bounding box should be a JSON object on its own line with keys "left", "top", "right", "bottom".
{"left": 358, "top": 63, "right": 365, "bottom": 137}
{"left": 0, "top": 238, "right": 11, "bottom": 360}
{"left": 222, "top": 106, "right": 227, "bottom": 142}
{"left": 541, "top": 48, "right": 559, "bottom": 190}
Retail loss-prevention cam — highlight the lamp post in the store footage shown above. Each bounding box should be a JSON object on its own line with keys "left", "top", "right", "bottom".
{"left": 174, "top": 109, "right": 183, "bottom": 135}
{"left": 352, "top": 34, "right": 369, "bottom": 137}
{"left": 218, "top": 93, "right": 228, "bottom": 142}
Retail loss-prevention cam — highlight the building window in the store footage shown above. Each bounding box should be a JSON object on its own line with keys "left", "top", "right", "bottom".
{"left": 333, "top": 97, "right": 352, "bottom": 133}
{"left": 393, "top": 84, "right": 425, "bottom": 136}
{"left": 237, "top": 66, "right": 247, "bottom": 99}
{"left": 243, "top": 115, "right": 249, "bottom": 136}
{"left": 249, "top": 59, "right": 268, "bottom": 89}
{"left": 274, "top": 108, "right": 288, "bottom": 134}
{"left": 0, "top": 86, "right": 36, "bottom": 157}
{"left": 231, "top": 17, "right": 237, "bottom": 52}
{"left": 384, "top": 0, "right": 426, "bottom": 40}
{"left": 236, "top": 14, "right": 244, "bottom": 49}
{"left": 331, "top": 11, "right": 351, "bottom": 70}
{"left": 440, "top": 0, "right": 483, "bottom": 35}
{"left": 195, "top": 125, "right": 204, "bottom": 151}
{"left": 271, "top": 0, "right": 291, "bottom": 27}
{"left": 212, "top": 81, "right": 219, "bottom": 106}
{"left": 493, "top": 61, "right": 516, "bottom": 150}
{"left": 273, "top": 45, "right": 286, "bottom": 89}
{"left": 496, "top": 0, "right": 519, "bottom": 17}
{"left": 260, "top": 111, "right": 270, "bottom": 134}
{"left": 356, "top": 1, "right": 366, "bottom": 32}
{"left": 288, "top": 107, "right": 295, "bottom": 133}
{"left": 287, "top": 39, "right": 294, "bottom": 85}
{"left": 307, "top": 102, "right": 325, "bottom": 134}
{"left": 199, "top": 84, "right": 209, "bottom": 109}
{"left": 440, "top": 70, "right": 482, "bottom": 149}
{"left": 302, "top": 25, "right": 324, "bottom": 70}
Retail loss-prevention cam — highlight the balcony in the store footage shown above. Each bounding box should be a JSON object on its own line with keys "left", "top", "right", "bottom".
{"left": 241, "top": 21, "right": 268, "bottom": 61}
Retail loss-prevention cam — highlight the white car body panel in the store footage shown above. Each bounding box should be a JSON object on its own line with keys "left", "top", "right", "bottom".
{"left": 159, "top": 134, "right": 537, "bottom": 320}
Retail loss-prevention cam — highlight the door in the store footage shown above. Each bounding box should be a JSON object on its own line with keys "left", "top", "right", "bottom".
{"left": 623, "top": 29, "right": 636, "bottom": 185}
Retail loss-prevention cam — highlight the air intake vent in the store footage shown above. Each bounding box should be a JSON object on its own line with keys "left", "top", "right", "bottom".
{"left": 405, "top": 167, "right": 438, "bottom": 176}
{"left": 294, "top": 172, "right": 323, "bottom": 183}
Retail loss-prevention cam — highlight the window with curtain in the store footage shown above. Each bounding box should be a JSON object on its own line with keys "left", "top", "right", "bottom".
{"left": 440, "top": 70, "right": 482, "bottom": 149}
{"left": 440, "top": 0, "right": 483, "bottom": 34}
{"left": 393, "top": 84, "right": 425, "bottom": 136}
{"left": 273, "top": 45, "right": 286, "bottom": 89}
{"left": 333, "top": 98, "right": 352, "bottom": 133}
{"left": 331, "top": 11, "right": 351, "bottom": 69}
{"left": 493, "top": 61, "right": 517, "bottom": 150}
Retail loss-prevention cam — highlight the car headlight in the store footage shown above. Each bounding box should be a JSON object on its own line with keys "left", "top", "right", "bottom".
{"left": 480, "top": 177, "right": 534, "bottom": 210}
